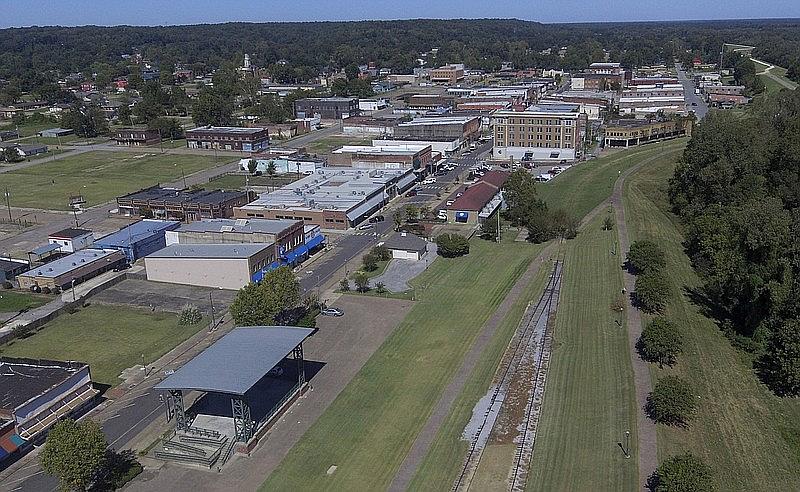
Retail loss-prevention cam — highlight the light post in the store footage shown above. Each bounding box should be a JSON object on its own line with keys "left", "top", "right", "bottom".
{"left": 624, "top": 430, "right": 631, "bottom": 459}
{"left": 209, "top": 291, "right": 216, "bottom": 330}
{"left": 71, "top": 278, "right": 76, "bottom": 303}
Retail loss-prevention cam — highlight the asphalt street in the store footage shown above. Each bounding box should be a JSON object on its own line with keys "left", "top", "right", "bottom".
{"left": 675, "top": 63, "right": 710, "bottom": 120}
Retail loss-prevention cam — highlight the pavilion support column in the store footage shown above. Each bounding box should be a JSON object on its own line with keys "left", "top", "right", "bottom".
{"left": 232, "top": 397, "right": 253, "bottom": 442}
{"left": 170, "top": 390, "right": 186, "bottom": 431}
{"left": 293, "top": 344, "right": 306, "bottom": 386}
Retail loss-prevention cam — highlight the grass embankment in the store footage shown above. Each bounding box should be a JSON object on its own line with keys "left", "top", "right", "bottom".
{"left": 261, "top": 235, "right": 545, "bottom": 490}
{"left": 539, "top": 139, "right": 688, "bottom": 219}
{"left": 407, "top": 257, "right": 553, "bottom": 489}
{"left": 0, "top": 304, "right": 205, "bottom": 386}
{"left": 622, "top": 153, "right": 800, "bottom": 489}
{"left": 1, "top": 151, "right": 221, "bottom": 210}
{"left": 0, "top": 290, "right": 51, "bottom": 312}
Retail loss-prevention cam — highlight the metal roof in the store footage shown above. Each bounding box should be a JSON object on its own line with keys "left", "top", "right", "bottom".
{"left": 154, "top": 326, "right": 314, "bottom": 395}
{"left": 94, "top": 220, "right": 180, "bottom": 248}
{"left": 383, "top": 232, "right": 428, "bottom": 253}
{"left": 48, "top": 228, "right": 92, "bottom": 240}
{"left": 29, "top": 243, "right": 61, "bottom": 256}
{"left": 146, "top": 243, "right": 271, "bottom": 260}
{"left": 176, "top": 218, "right": 299, "bottom": 236}
{"left": 22, "top": 248, "right": 122, "bottom": 278}
{"left": 0, "top": 358, "right": 88, "bottom": 411}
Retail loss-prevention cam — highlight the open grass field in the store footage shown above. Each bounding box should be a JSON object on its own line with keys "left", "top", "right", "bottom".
{"left": 260, "top": 234, "right": 545, "bottom": 490}
{"left": 407, "top": 252, "right": 553, "bottom": 490}
{"left": 205, "top": 172, "right": 302, "bottom": 191}
{"left": 0, "top": 290, "right": 51, "bottom": 313}
{"left": 0, "top": 304, "right": 205, "bottom": 386}
{"left": 622, "top": 152, "right": 800, "bottom": 490}
{"left": 303, "top": 135, "right": 373, "bottom": 154}
{"left": 2, "top": 151, "right": 220, "bottom": 210}
{"left": 525, "top": 212, "right": 638, "bottom": 491}
{"left": 538, "top": 139, "right": 688, "bottom": 218}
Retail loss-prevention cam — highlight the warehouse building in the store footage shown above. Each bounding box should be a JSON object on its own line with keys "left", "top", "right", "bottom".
{"left": 16, "top": 248, "right": 127, "bottom": 290}
{"left": 93, "top": 219, "right": 181, "bottom": 262}
{"left": 294, "top": 97, "right": 359, "bottom": 119}
{"left": 236, "top": 168, "right": 416, "bottom": 230}
{"left": 116, "top": 186, "right": 249, "bottom": 222}
{"left": 185, "top": 126, "right": 269, "bottom": 152}
{"left": 145, "top": 243, "right": 275, "bottom": 290}
{"left": 0, "top": 357, "right": 97, "bottom": 464}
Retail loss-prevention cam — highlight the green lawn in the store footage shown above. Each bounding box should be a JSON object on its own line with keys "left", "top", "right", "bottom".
{"left": 261, "top": 236, "right": 545, "bottom": 490}
{"left": 526, "top": 212, "right": 638, "bottom": 491}
{"left": 538, "top": 139, "right": 688, "bottom": 219}
{"left": 0, "top": 304, "right": 205, "bottom": 387}
{"left": 206, "top": 173, "right": 302, "bottom": 191}
{"left": 303, "top": 135, "right": 373, "bottom": 154}
{"left": 622, "top": 152, "right": 800, "bottom": 489}
{"left": 0, "top": 290, "right": 51, "bottom": 313}
{"left": 2, "top": 151, "right": 221, "bottom": 210}
{"left": 408, "top": 255, "right": 552, "bottom": 490}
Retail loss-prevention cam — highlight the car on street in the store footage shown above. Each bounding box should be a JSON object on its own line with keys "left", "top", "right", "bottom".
{"left": 535, "top": 174, "right": 553, "bottom": 182}
{"left": 267, "top": 367, "right": 284, "bottom": 377}
{"left": 437, "top": 210, "right": 448, "bottom": 220}
{"left": 321, "top": 307, "right": 344, "bottom": 317}
{"left": 456, "top": 192, "right": 463, "bottom": 198}
{"left": 407, "top": 188, "right": 418, "bottom": 196}
{"left": 369, "top": 215, "right": 385, "bottom": 223}
{"left": 358, "top": 223, "right": 375, "bottom": 230}
{"left": 446, "top": 200, "right": 454, "bottom": 206}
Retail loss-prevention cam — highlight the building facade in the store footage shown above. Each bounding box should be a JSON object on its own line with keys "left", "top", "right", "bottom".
{"left": 185, "top": 126, "right": 269, "bottom": 152}
{"left": 491, "top": 104, "right": 586, "bottom": 161}
{"left": 113, "top": 128, "right": 161, "bottom": 146}
{"left": 430, "top": 64, "right": 465, "bottom": 85}
{"left": 328, "top": 144, "right": 432, "bottom": 170}
{"left": 294, "top": 97, "right": 359, "bottom": 119}
{"left": 603, "top": 119, "right": 692, "bottom": 148}
{"left": 393, "top": 116, "right": 481, "bottom": 141}
{"left": 48, "top": 228, "right": 94, "bottom": 253}
{"left": 116, "top": 187, "right": 249, "bottom": 222}
{"left": 17, "top": 248, "right": 126, "bottom": 290}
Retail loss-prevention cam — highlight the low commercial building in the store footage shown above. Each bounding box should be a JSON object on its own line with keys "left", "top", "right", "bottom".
{"left": 704, "top": 85, "right": 746, "bottom": 96}
{"left": 116, "top": 186, "right": 249, "bottom": 222}
{"left": 382, "top": 232, "right": 428, "bottom": 260}
{"left": 393, "top": 116, "right": 481, "bottom": 141}
{"left": 372, "top": 138, "right": 462, "bottom": 156}
{"left": 48, "top": 228, "right": 94, "bottom": 253}
{"left": 491, "top": 104, "right": 586, "bottom": 161}
{"left": 342, "top": 116, "right": 404, "bottom": 136}
{"left": 358, "top": 99, "right": 389, "bottom": 112}
{"left": 238, "top": 151, "right": 326, "bottom": 175}
{"left": 0, "top": 143, "right": 47, "bottom": 158}
{"left": 185, "top": 126, "right": 269, "bottom": 152}
{"left": 144, "top": 243, "right": 275, "bottom": 290}
{"left": 447, "top": 171, "right": 509, "bottom": 225}
{"left": 571, "top": 73, "right": 623, "bottom": 91}
{"left": 165, "top": 218, "right": 305, "bottom": 260}
{"left": 37, "top": 128, "right": 73, "bottom": 138}
{"left": 430, "top": 64, "right": 465, "bottom": 85}
{"left": 588, "top": 62, "right": 623, "bottom": 75}
{"left": 404, "top": 94, "right": 455, "bottom": 111}
{"left": 0, "top": 357, "right": 97, "bottom": 464}
{"left": 603, "top": 119, "right": 691, "bottom": 148}
{"left": 112, "top": 128, "right": 161, "bottom": 146}
{"left": 93, "top": 219, "right": 181, "bottom": 262}
{"left": 0, "top": 257, "right": 29, "bottom": 282}
{"left": 329, "top": 144, "right": 432, "bottom": 170}
{"left": 294, "top": 97, "right": 359, "bottom": 119}
{"left": 17, "top": 248, "right": 126, "bottom": 290}
{"left": 0, "top": 130, "right": 19, "bottom": 141}
{"left": 617, "top": 95, "right": 686, "bottom": 115}
{"left": 707, "top": 93, "right": 750, "bottom": 108}
{"left": 236, "top": 168, "right": 416, "bottom": 230}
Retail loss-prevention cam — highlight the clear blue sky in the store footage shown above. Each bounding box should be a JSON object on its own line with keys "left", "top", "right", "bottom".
{"left": 3, "top": 0, "right": 799, "bottom": 28}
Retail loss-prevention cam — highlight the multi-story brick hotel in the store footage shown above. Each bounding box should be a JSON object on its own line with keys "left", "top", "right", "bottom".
{"left": 491, "top": 104, "right": 587, "bottom": 162}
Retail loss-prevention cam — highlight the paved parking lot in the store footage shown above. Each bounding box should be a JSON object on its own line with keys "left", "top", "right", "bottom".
{"left": 90, "top": 278, "right": 236, "bottom": 314}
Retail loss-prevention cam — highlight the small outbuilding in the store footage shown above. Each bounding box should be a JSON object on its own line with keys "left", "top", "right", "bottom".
{"left": 382, "top": 232, "right": 428, "bottom": 260}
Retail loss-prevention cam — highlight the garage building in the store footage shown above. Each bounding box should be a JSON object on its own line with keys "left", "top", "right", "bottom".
{"left": 382, "top": 232, "right": 428, "bottom": 260}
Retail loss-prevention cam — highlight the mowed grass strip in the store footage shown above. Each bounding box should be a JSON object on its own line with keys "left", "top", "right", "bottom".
{"left": 623, "top": 154, "right": 800, "bottom": 490}
{"left": 408, "top": 250, "right": 553, "bottom": 490}
{"left": 3, "top": 151, "right": 221, "bottom": 210}
{"left": 538, "top": 139, "right": 688, "bottom": 219}
{"left": 0, "top": 290, "right": 51, "bottom": 313}
{"left": 526, "top": 213, "right": 638, "bottom": 491}
{"left": 0, "top": 304, "right": 205, "bottom": 387}
{"left": 261, "top": 238, "right": 544, "bottom": 491}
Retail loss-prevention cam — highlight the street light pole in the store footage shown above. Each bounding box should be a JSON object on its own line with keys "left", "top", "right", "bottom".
{"left": 209, "top": 291, "right": 216, "bottom": 329}
{"left": 624, "top": 430, "right": 631, "bottom": 459}
{"left": 3, "top": 187, "right": 11, "bottom": 222}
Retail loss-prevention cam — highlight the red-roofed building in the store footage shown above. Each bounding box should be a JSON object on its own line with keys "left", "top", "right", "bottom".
{"left": 448, "top": 171, "right": 509, "bottom": 225}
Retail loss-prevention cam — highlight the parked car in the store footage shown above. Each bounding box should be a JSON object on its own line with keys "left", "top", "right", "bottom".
{"left": 369, "top": 215, "right": 385, "bottom": 223}
{"left": 446, "top": 200, "right": 454, "bottom": 206}
{"left": 407, "top": 188, "right": 418, "bottom": 196}
{"left": 321, "top": 307, "right": 344, "bottom": 317}
{"left": 535, "top": 174, "right": 553, "bottom": 182}
{"left": 267, "top": 367, "right": 284, "bottom": 377}
{"left": 358, "top": 223, "right": 375, "bottom": 230}
{"left": 456, "top": 192, "right": 463, "bottom": 198}
{"left": 437, "top": 210, "right": 448, "bottom": 220}
{"left": 422, "top": 177, "right": 436, "bottom": 185}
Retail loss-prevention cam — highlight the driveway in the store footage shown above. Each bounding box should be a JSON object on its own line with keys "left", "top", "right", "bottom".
{"left": 372, "top": 242, "right": 437, "bottom": 292}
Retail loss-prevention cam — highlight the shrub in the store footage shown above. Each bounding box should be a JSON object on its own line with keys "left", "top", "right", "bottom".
{"left": 339, "top": 278, "right": 350, "bottom": 292}
{"left": 179, "top": 304, "right": 202, "bottom": 325}
{"left": 648, "top": 453, "right": 713, "bottom": 492}
{"left": 758, "top": 319, "right": 800, "bottom": 396}
{"left": 646, "top": 375, "right": 696, "bottom": 426}
{"left": 634, "top": 270, "right": 670, "bottom": 313}
{"left": 371, "top": 245, "right": 391, "bottom": 261}
{"left": 627, "top": 240, "right": 666, "bottom": 274}
{"left": 603, "top": 215, "right": 614, "bottom": 231}
{"left": 638, "top": 317, "right": 683, "bottom": 366}
{"left": 2, "top": 281, "right": 12, "bottom": 289}
{"left": 353, "top": 272, "right": 369, "bottom": 292}
{"left": 375, "top": 282, "right": 387, "bottom": 294}
{"left": 362, "top": 253, "right": 378, "bottom": 272}
{"left": 435, "top": 233, "right": 470, "bottom": 257}
{"left": 41, "top": 286, "right": 51, "bottom": 294}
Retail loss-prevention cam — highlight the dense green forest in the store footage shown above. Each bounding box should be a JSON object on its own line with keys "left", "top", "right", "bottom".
{"left": 2, "top": 18, "right": 800, "bottom": 91}
{"left": 669, "top": 90, "right": 800, "bottom": 396}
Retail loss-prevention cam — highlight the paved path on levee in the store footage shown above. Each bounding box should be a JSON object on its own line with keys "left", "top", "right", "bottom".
{"left": 388, "top": 240, "right": 559, "bottom": 492}
{"left": 612, "top": 146, "right": 684, "bottom": 489}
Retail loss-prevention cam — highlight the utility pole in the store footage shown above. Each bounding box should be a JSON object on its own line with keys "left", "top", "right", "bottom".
{"left": 209, "top": 291, "right": 216, "bottom": 329}
{"left": 181, "top": 167, "right": 187, "bottom": 189}
{"left": 496, "top": 210, "right": 500, "bottom": 243}
{"left": 3, "top": 187, "right": 11, "bottom": 222}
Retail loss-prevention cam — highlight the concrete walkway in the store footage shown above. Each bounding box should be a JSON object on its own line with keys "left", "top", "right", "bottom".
{"left": 371, "top": 242, "right": 437, "bottom": 292}
{"left": 388, "top": 241, "right": 558, "bottom": 492}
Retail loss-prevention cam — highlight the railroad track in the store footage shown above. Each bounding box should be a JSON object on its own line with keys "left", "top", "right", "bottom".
{"left": 453, "top": 259, "right": 564, "bottom": 492}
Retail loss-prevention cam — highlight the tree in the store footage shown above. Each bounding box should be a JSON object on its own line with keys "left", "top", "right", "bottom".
{"left": 648, "top": 453, "right": 713, "bottom": 492}
{"left": 480, "top": 213, "right": 498, "bottom": 240}
{"left": 393, "top": 213, "right": 403, "bottom": 231}
{"left": 435, "top": 233, "right": 470, "bottom": 258}
{"left": 339, "top": 277, "right": 350, "bottom": 292}
{"left": 549, "top": 208, "right": 579, "bottom": 240}
{"left": 634, "top": 270, "right": 670, "bottom": 313}
{"left": 192, "top": 88, "right": 233, "bottom": 126}
{"left": 266, "top": 161, "right": 277, "bottom": 191}
{"left": 371, "top": 245, "right": 391, "bottom": 261}
{"left": 627, "top": 240, "right": 666, "bottom": 274}
{"left": 406, "top": 205, "right": 419, "bottom": 222}
{"left": 353, "top": 272, "right": 369, "bottom": 292}
{"left": 362, "top": 252, "right": 378, "bottom": 272}
{"left": 147, "top": 117, "right": 183, "bottom": 139}
{"left": 61, "top": 105, "right": 108, "bottom": 137}
{"left": 247, "top": 159, "right": 258, "bottom": 175}
{"left": 638, "top": 317, "right": 683, "bottom": 367}
{"left": 758, "top": 319, "right": 800, "bottom": 396}
{"left": 117, "top": 99, "right": 132, "bottom": 125}
{"left": 503, "top": 169, "right": 546, "bottom": 228}
{"left": 1, "top": 146, "right": 22, "bottom": 163}
{"left": 40, "top": 418, "right": 108, "bottom": 492}
{"left": 603, "top": 215, "right": 614, "bottom": 231}
{"left": 375, "top": 282, "right": 387, "bottom": 294}
{"left": 230, "top": 282, "right": 274, "bottom": 326}
{"left": 646, "top": 375, "right": 696, "bottom": 426}
{"left": 261, "top": 266, "right": 301, "bottom": 315}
